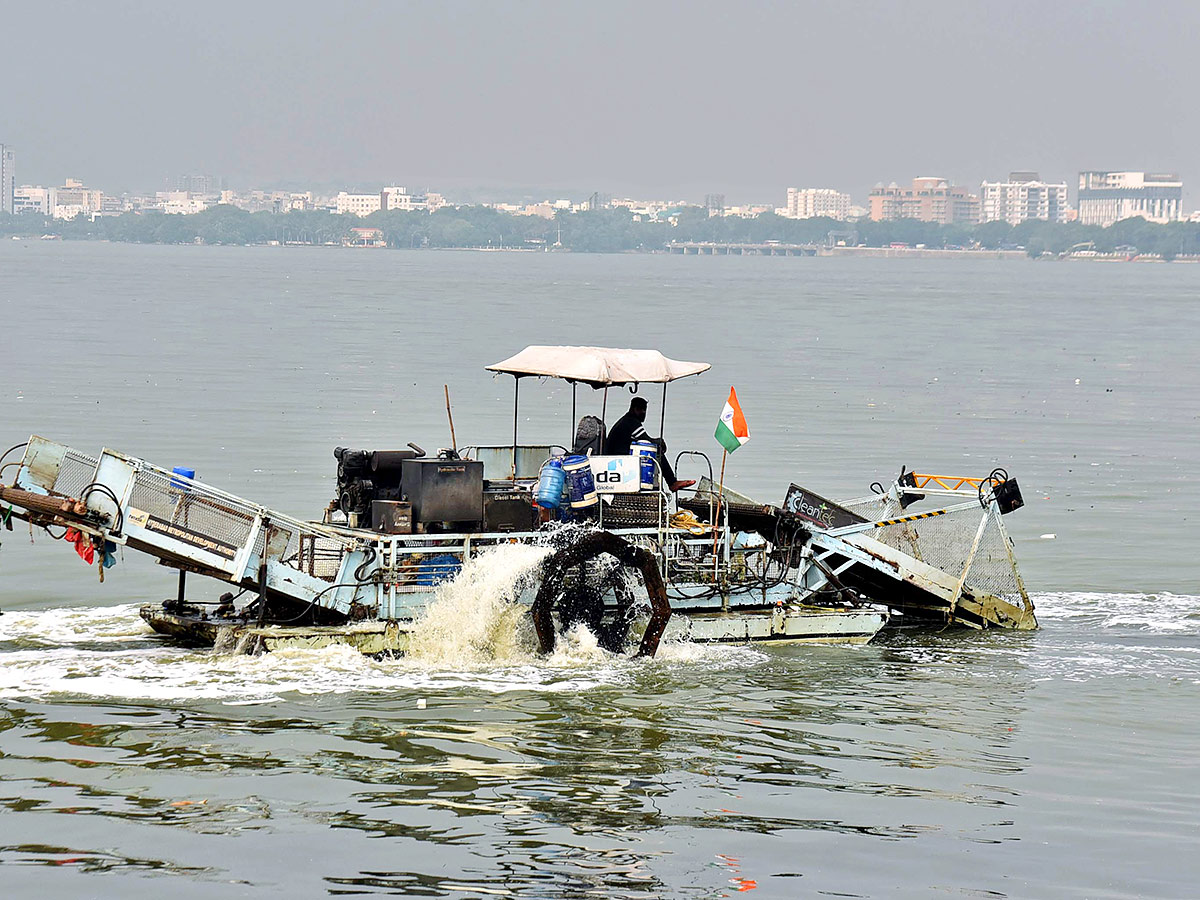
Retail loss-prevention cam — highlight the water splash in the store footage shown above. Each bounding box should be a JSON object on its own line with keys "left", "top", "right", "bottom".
{"left": 405, "top": 543, "right": 550, "bottom": 666}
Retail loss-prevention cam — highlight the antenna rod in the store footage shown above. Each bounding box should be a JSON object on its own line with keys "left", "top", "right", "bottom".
{"left": 444, "top": 384, "right": 457, "bottom": 455}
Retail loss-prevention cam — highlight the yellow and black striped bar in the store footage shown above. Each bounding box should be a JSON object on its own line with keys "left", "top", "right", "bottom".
{"left": 872, "top": 508, "right": 948, "bottom": 528}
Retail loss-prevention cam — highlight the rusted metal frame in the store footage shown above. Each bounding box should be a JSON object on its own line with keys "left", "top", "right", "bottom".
{"left": 950, "top": 506, "right": 992, "bottom": 621}
{"left": 380, "top": 538, "right": 394, "bottom": 618}
{"left": 255, "top": 516, "right": 272, "bottom": 628}
{"left": 233, "top": 512, "right": 267, "bottom": 584}
{"left": 154, "top": 557, "right": 230, "bottom": 580}
{"left": 992, "top": 503, "right": 1033, "bottom": 616}
{"left": 808, "top": 550, "right": 852, "bottom": 600}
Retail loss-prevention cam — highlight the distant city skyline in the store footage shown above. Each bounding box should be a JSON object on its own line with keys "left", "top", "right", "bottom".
{"left": 1, "top": 2, "right": 1197, "bottom": 208}
{"left": 3, "top": 150, "right": 1194, "bottom": 225}
{"left": 0, "top": 142, "right": 1190, "bottom": 213}
{"left": 2, "top": 148, "right": 1196, "bottom": 229}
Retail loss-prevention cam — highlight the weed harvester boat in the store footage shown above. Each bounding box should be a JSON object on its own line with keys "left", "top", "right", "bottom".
{"left": 0, "top": 347, "right": 1035, "bottom": 656}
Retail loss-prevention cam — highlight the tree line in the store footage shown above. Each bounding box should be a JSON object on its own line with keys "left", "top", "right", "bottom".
{"left": 2, "top": 205, "right": 1199, "bottom": 258}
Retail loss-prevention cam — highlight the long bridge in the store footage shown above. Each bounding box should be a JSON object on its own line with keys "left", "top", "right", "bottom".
{"left": 666, "top": 241, "right": 818, "bottom": 256}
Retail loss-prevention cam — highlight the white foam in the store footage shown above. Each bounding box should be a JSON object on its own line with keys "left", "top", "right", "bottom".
{"left": 0, "top": 602, "right": 152, "bottom": 646}
{"left": 1031, "top": 591, "right": 1200, "bottom": 634}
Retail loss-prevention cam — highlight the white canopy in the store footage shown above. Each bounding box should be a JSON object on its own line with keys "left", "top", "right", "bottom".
{"left": 486, "top": 346, "right": 711, "bottom": 388}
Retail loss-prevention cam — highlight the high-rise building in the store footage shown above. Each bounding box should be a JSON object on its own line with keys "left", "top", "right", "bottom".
{"left": 174, "top": 174, "right": 220, "bottom": 194}
{"left": 980, "top": 172, "right": 1068, "bottom": 225}
{"left": 785, "top": 188, "right": 851, "bottom": 220}
{"left": 868, "top": 177, "right": 979, "bottom": 224}
{"left": 0, "top": 145, "right": 14, "bottom": 214}
{"left": 1077, "top": 171, "right": 1183, "bottom": 226}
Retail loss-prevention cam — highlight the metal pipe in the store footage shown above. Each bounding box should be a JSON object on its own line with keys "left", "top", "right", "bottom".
{"left": 512, "top": 376, "right": 520, "bottom": 478}
{"left": 571, "top": 382, "right": 577, "bottom": 448}
{"left": 256, "top": 517, "right": 271, "bottom": 628}
{"left": 659, "top": 382, "right": 667, "bottom": 440}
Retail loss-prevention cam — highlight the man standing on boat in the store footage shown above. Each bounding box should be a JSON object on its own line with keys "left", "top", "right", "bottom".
{"left": 604, "top": 397, "right": 696, "bottom": 492}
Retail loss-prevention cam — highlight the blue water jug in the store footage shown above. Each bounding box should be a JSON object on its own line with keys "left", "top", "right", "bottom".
{"left": 536, "top": 459, "right": 565, "bottom": 508}
{"left": 563, "top": 454, "right": 598, "bottom": 509}
{"left": 632, "top": 440, "right": 657, "bottom": 490}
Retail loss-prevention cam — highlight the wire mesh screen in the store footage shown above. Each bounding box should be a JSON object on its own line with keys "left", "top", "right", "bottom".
{"left": 840, "top": 494, "right": 901, "bottom": 522}
{"left": 128, "top": 467, "right": 257, "bottom": 552}
{"left": 51, "top": 449, "right": 99, "bottom": 499}
{"left": 961, "top": 516, "right": 1025, "bottom": 605}
{"left": 870, "top": 507, "right": 1024, "bottom": 605}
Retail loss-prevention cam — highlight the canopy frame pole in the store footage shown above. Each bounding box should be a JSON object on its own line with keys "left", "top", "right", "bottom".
{"left": 601, "top": 387, "right": 609, "bottom": 437}
{"left": 712, "top": 449, "right": 728, "bottom": 582}
{"left": 512, "top": 376, "right": 520, "bottom": 479}
{"left": 571, "top": 382, "right": 577, "bottom": 449}
{"left": 660, "top": 383, "right": 667, "bottom": 440}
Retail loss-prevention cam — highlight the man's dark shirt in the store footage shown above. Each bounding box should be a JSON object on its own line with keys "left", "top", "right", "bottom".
{"left": 604, "top": 411, "right": 648, "bottom": 455}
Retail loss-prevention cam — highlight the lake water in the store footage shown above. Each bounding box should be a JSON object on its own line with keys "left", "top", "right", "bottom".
{"left": 1, "top": 242, "right": 1198, "bottom": 898}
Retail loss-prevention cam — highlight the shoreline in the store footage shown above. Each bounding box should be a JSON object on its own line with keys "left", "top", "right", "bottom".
{"left": 6, "top": 235, "right": 1200, "bottom": 261}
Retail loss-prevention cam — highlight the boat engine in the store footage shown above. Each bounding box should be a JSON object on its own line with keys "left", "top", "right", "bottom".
{"left": 333, "top": 444, "right": 424, "bottom": 528}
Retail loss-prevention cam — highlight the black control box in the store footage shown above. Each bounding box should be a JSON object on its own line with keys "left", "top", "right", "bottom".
{"left": 484, "top": 487, "right": 537, "bottom": 533}
{"left": 993, "top": 478, "right": 1024, "bottom": 515}
{"left": 401, "top": 459, "right": 483, "bottom": 528}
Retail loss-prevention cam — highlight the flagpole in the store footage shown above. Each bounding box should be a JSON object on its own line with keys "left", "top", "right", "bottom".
{"left": 712, "top": 448, "right": 727, "bottom": 578}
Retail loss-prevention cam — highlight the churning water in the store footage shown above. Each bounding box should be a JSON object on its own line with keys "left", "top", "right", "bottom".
{"left": 1, "top": 243, "right": 1199, "bottom": 897}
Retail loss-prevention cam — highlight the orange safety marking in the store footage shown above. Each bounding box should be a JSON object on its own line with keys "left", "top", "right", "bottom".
{"left": 911, "top": 473, "right": 1001, "bottom": 490}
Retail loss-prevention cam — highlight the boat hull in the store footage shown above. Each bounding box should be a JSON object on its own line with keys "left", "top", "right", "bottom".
{"left": 140, "top": 603, "right": 884, "bottom": 655}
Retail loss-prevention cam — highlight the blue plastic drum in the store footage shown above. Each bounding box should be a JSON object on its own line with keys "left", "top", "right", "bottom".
{"left": 171, "top": 466, "right": 196, "bottom": 490}
{"left": 562, "top": 455, "right": 598, "bottom": 509}
{"left": 536, "top": 459, "right": 565, "bottom": 509}
{"left": 632, "top": 440, "right": 657, "bottom": 490}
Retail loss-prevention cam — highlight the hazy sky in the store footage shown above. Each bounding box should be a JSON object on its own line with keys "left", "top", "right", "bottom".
{"left": 3, "top": 0, "right": 1198, "bottom": 205}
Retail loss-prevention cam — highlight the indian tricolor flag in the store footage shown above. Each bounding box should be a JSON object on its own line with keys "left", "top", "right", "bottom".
{"left": 715, "top": 387, "right": 749, "bottom": 454}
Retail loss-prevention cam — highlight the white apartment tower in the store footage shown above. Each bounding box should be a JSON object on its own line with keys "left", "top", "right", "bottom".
{"left": 335, "top": 191, "right": 384, "bottom": 217}
{"left": 0, "top": 145, "right": 13, "bottom": 214}
{"left": 980, "top": 172, "right": 1068, "bottom": 225}
{"left": 785, "top": 187, "right": 851, "bottom": 220}
{"left": 1077, "top": 171, "right": 1183, "bottom": 226}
